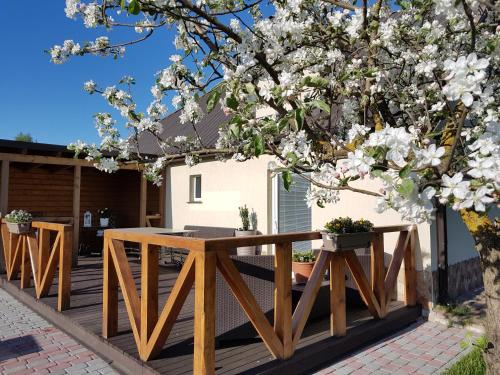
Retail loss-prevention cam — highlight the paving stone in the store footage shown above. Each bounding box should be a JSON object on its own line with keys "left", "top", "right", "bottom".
{"left": 0, "top": 289, "right": 117, "bottom": 375}
{"left": 313, "top": 320, "right": 476, "bottom": 375}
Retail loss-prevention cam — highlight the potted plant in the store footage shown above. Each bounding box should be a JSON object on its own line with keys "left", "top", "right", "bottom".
{"left": 234, "top": 205, "right": 257, "bottom": 255}
{"left": 4, "top": 210, "right": 33, "bottom": 234}
{"left": 292, "top": 250, "right": 316, "bottom": 284}
{"left": 322, "top": 217, "right": 374, "bottom": 252}
{"left": 98, "top": 208, "right": 110, "bottom": 227}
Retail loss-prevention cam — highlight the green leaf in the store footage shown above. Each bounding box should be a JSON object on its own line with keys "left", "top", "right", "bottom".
{"left": 398, "top": 164, "right": 411, "bottom": 179}
{"left": 371, "top": 169, "right": 384, "bottom": 178}
{"left": 310, "top": 100, "right": 331, "bottom": 114}
{"left": 120, "top": 0, "right": 127, "bottom": 9}
{"left": 206, "top": 90, "right": 220, "bottom": 113}
{"left": 282, "top": 170, "right": 293, "bottom": 191}
{"left": 253, "top": 135, "right": 264, "bottom": 156}
{"left": 128, "top": 0, "right": 141, "bottom": 15}
{"left": 286, "top": 152, "right": 298, "bottom": 164}
{"left": 302, "top": 76, "right": 329, "bottom": 88}
{"left": 229, "top": 123, "right": 240, "bottom": 138}
{"left": 294, "top": 108, "right": 305, "bottom": 129}
{"left": 226, "top": 94, "right": 238, "bottom": 110}
{"left": 278, "top": 117, "right": 290, "bottom": 132}
{"left": 397, "top": 179, "right": 415, "bottom": 197}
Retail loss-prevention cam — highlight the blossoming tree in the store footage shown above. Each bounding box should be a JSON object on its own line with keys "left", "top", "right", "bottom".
{"left": 54, "top": 0, "right": 498, "bottom": 370}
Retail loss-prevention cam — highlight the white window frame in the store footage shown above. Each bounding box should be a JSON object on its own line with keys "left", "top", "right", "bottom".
{"left": 189, "top": 174, "right": 202, "bottom": 202}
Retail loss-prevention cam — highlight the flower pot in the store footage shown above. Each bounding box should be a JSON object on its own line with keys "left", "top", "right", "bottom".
{"left": 322, "top": 231, "right": 373, "bottom": 252}
{"left": 6, "top": 222, "right": 32, "bottom": 235}
{"left": 293, "top": 261, "right": 315, "bottom": 284}
{"left": 100, "top": 218, "right": 109, "bottom": 227}
{"left": 234, "top": 230, "right": 257, "bottom": 255}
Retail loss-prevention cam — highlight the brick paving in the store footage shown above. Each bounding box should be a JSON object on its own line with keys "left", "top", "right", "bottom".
{"left": 314, "top": 319, "right": 475, "bottom": 375}
{"left": 0, "top": 288, "right": 117, "bottom": 375}
{"left": 0, "top": 285, "right": 475, "bottom": 375}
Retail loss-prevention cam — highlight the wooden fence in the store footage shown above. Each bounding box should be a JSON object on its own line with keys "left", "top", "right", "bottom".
{"left": 103, "top": 225, "right": 418, "bottom": 374}
{"left": 1, "top": 221, "right": 73, "bottom": 311}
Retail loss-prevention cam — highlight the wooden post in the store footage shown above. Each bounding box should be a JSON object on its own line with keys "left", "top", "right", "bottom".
{"left": 371, "top": 233, "right": 386, "bottom": 317}
{"left": 58, "top": 228, "right": 72, "bottom": 311}
{"left": 404, "top": 228, "right": 417, "bottom": 306}
{"left": 193, "top": 251, "right": 216, "bottom": 375}
{"left": 103, "top": 237, "right": 118, "bottom": 338}
{"left": 38, "top": 229, "right": 50, "bottom": 287}
{"left": 274, "top": 242, "right": 293, "bottom": 359}
{"left": 72, "top": 165, "right": 81, "bottom": 267}
{"left": 0, "top": 160, "right": 9, "bottom": 216}
{"left": 140, "top": 242, "right": 159, "bottom": 353}
{"left": 139, "top": 172, "right": 147, "bottom": 227}
{"left": 159, "top": 170, "right": 166, "bottom": 228}
{"left": 330, "top": 253, "right": 346, "bottom": 336}
{"left": 20, "top": 236, "right": 31, "bottom": 288}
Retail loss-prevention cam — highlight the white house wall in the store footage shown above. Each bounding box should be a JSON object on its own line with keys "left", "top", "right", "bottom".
{"left": 165, "top": 156, "right": 274, "bottom": 235}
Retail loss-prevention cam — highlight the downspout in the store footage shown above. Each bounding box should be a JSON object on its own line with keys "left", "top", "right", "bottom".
{"left": 436, "top": 204, "right": 448, "bottom": 304}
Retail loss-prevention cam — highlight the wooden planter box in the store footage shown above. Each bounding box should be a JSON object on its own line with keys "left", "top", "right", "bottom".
{"left": 6, "top": 222, "right": 32, "bottom": 234}
{"left": 321, "top": 231, "right": 373, "bottom": 252}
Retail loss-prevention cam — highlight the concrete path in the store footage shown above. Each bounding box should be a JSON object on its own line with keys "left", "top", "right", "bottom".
{"left": 0, "top": 288, "right": 116, "bottom": 375}
{"left": 314, "top": 320, "right": 474, "bottom": 375}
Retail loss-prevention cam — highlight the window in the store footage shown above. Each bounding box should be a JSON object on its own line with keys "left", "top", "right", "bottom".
{"left": 189, "top": 175, "right": 202, "bottom": 202}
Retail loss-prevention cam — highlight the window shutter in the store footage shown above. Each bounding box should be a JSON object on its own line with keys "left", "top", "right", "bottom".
{"left": 277, "top": 174, "right": 312, "bottom": 251}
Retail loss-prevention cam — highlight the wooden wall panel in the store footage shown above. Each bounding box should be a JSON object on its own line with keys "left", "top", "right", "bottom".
{"left": 80, "top": 168, "right": 141, "bottom": 228}
{"left": 8, "top": 163, "right": 73, "bottom": 217}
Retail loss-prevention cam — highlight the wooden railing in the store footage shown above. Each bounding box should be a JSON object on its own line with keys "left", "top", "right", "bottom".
{"left": 1, "top": 221, "right": 73, "bottom": 311}
{"left": 103, "top": 225, "right": 418, "bottom": 374}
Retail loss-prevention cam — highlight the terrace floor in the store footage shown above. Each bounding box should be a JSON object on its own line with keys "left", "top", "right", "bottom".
{"left": 1, "top": 257, "right": 421, "bottom": 375}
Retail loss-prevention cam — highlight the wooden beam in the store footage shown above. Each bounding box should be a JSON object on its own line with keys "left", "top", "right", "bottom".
{"left": 58, "top": 229, "right": 72, "bottom": 311}
{"left": 139, "top": 173, "right": 147, "bottom": 227}
{"left": 292, "top": 250, "right": 331, "bottom": 349}
{"left": 344, "top": 251, "right": 381, "bottom": 319}
{"left": 217, "top": 250, "right": 283, "bottom": 359}
{"left": 159, "top": 170, "right": 166, "bottom": 228}
{"left": 371, "top": 233, "right": 386, "bottom": 317}
{"left": 193, "top": 251, "right": 216, "bottom": 375}
{"left": 404, "top": 229, "right": 417, "bottom": 306}
{"left": 0, "top": 152, "right": 141, "bottom": 170}
{"left": 330, "top": 253, "right": 346, "bottom": 337}
{"left": 1, "top": 160, "right": 9, "bottom": 216}
{"left": 140, "top": 242, "right": 159, "bottom": 352}
{"left": 274, "top": 242, "right": 293, "bottom": 359}
{"left": 72, "top": 166, "right": 81, "bottom": 267}
{"left": 102, "top": 237, "right": 118, "bottom": 338}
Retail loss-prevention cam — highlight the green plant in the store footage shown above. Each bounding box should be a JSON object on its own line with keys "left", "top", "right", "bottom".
{"left": 292, "top": 250, "right": 316, "bottom": 263}
{"left": 98, "top": 208, "right": 110, "bottom": 219}
{"left": 238, "top": 205, "right": 250, "bottom": 231}
{"left": 5, "top": 210, "right": 33, "bottom": 223}
{"left": 443, "top": 347, "right": 485, "bottom": 375}
{"left": 14, "top": 132, "right": 35, "bottom": 143}
{"left": 324, "top": 217, "right": 374, "bottom": 234}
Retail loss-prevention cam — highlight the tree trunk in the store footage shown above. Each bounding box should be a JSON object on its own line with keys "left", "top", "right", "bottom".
{"left": 460, "top": 210, "right": 499, "bottom": 374}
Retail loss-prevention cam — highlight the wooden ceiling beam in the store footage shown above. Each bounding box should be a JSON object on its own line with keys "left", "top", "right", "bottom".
{"left": 0, "top": 152, "right": 142, "bottom": 171}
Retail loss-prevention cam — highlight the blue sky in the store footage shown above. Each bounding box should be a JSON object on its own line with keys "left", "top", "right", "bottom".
{"left": 0, "top": 2, "right": 176, "bottom": 145}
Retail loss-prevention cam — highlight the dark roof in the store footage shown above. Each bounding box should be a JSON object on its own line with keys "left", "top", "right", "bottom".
{"left": 138, "top": 93, "right": 229, "bottom": 155}
{"left": 0, "top": 139, "right": 77, "bottom": 158}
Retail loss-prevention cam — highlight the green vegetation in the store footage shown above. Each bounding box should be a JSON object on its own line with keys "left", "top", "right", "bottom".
{"left": 14, "top": 132, "right": 35, "bottom": 142}
{"left": 292, "top": 250, "right": 316, "bottom": 263}
{"left": 324, "top": 217, "right": 374, "bottom": 234}
{"left": 442, "top": 347, "right": 485, "bottom": 375}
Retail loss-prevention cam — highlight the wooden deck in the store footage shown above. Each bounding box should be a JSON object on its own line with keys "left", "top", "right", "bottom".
{"left": 1, "top": 256, "right": 420, "bottom": 375}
